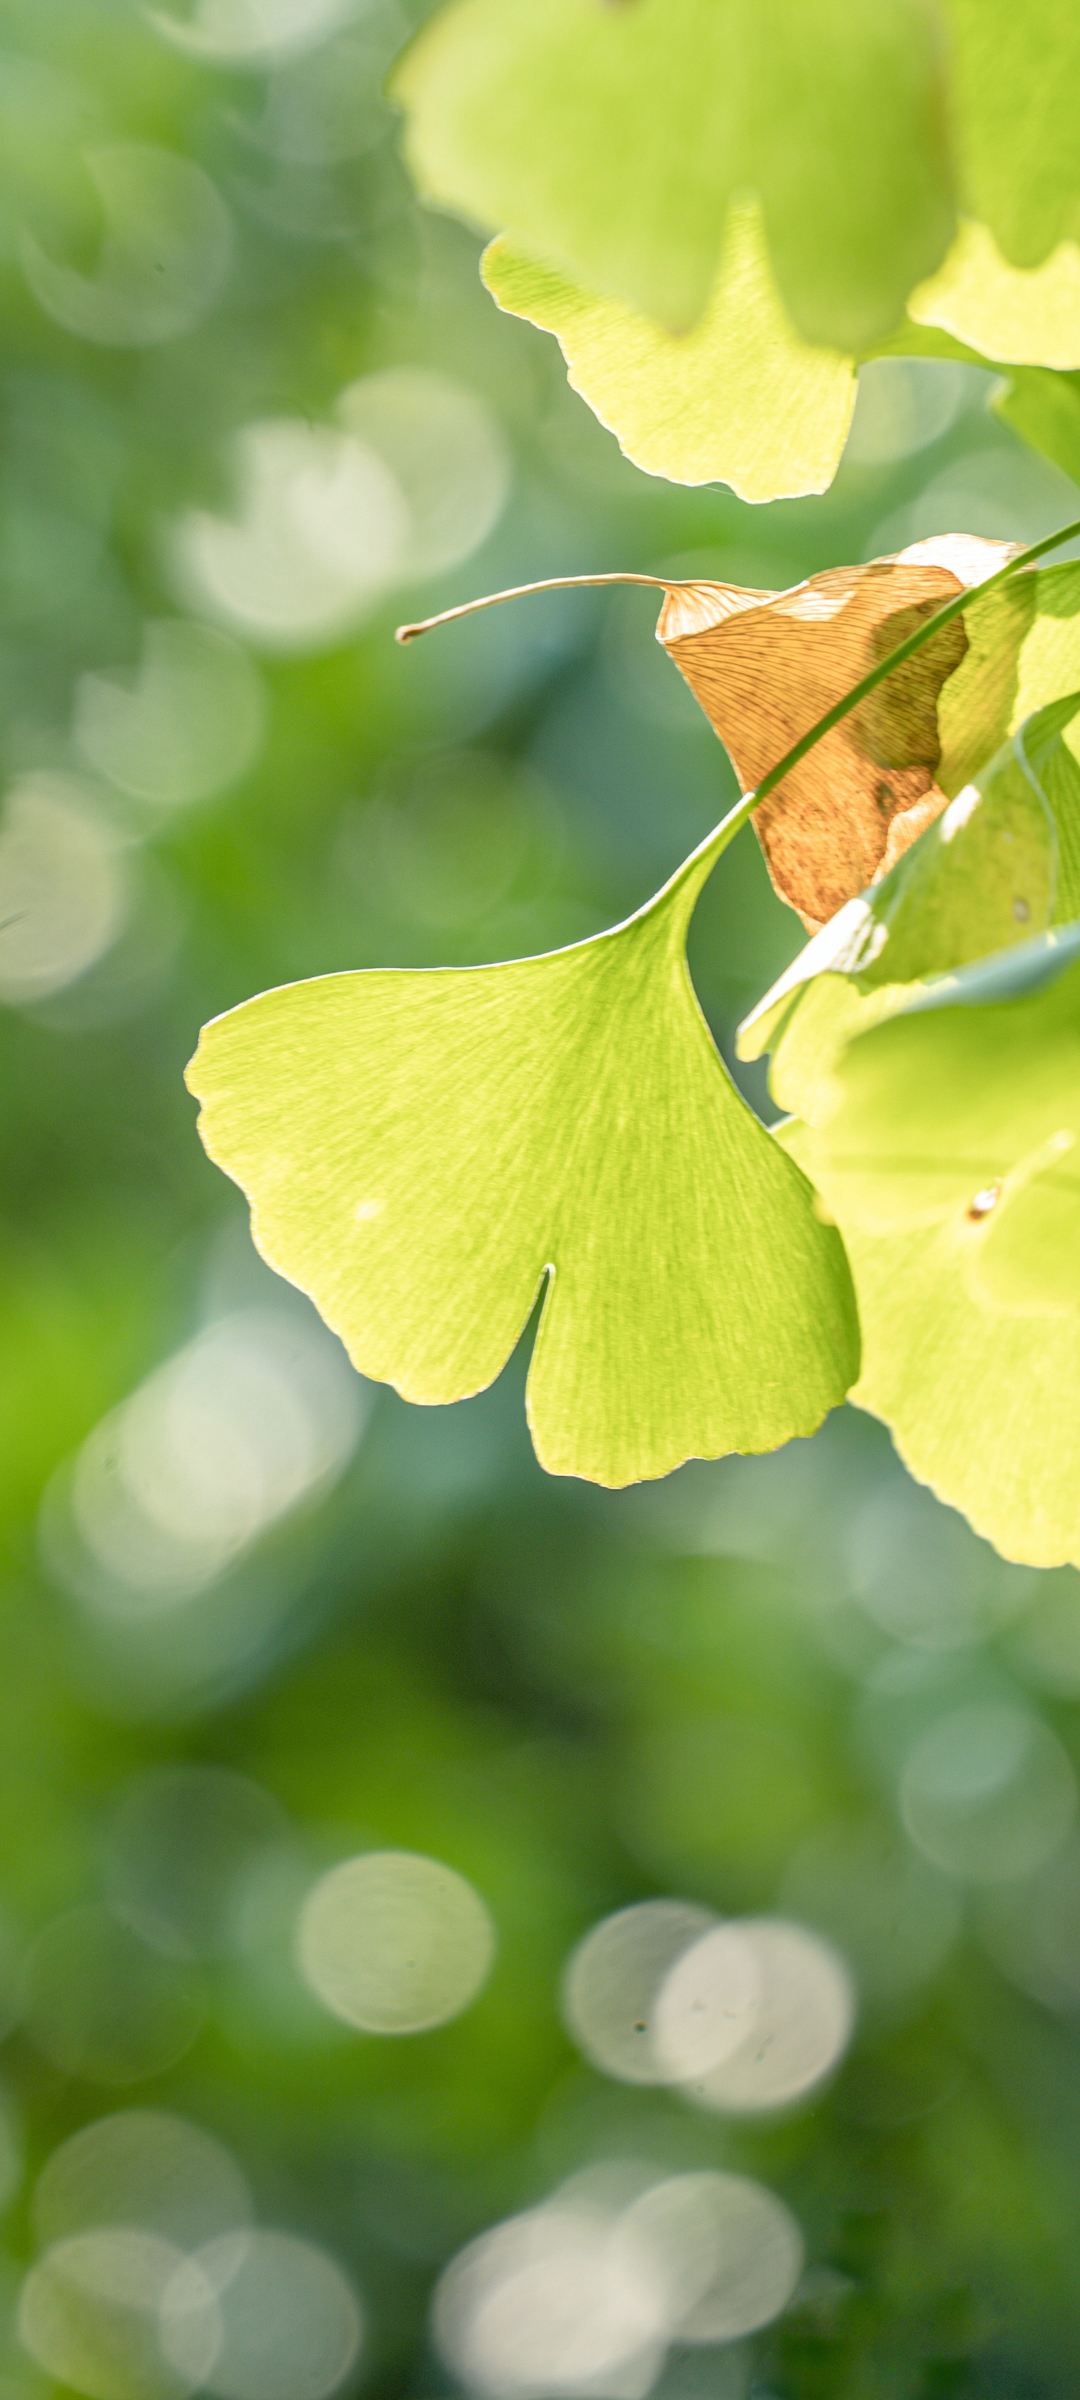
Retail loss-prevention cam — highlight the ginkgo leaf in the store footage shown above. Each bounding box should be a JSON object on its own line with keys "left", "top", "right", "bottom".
{"left": 994, "top": 365, "right": 1080, "bottom": 493}
{"left": 909, "top": 219, "right": 1080, "bottom": 370}
{"left": 737, "top": 693, "right": 1080, "bottom": 1117}
{"left": 186, "top": 840, "right": 858, "bottom": 1490}
{"left": 779, "top": 1111, "right": 1080, "bottom": 1571}
{"left": 481, "top": 205, "right": 857, "bottom": 501}
{"left": 483, "top": 215, "right": 1072, "bottom": 503}
{"left": 941, "top": 0, "right": 1080, "bottom": 277}
{"left": 798, "top": 921, "right": 1080, "bottom": 1240}
{"left": 391, "top": 0, "right": 952, "bottom": 349}
{"left": 776, "top": 925, "right": 1080, "bottom": 1568}
{"left": 655, "top": 537, "right": 1012, "bottom": 931}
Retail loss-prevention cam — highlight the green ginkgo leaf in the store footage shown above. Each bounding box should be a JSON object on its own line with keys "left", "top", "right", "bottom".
{"left": 484, "top": 214, "right": 1080, "bottom": 500}
{"left": 482, "top": 205, "right": 857, "bottom": 499}
{"left": 799, "top": 920, "right": 1080, "bottom": 1245}
{"left": 186, "top": 839, "right": 858, "bottom": 1489}
{"left": 942, "top": 0, "right": 1080, "bottom": 276}
{"left": 909, "top": 219, "right": 1080, "bottom": 369}
{"left": 391, "top": 0, "right": 952, "bottom": 349}
{"left": 779, "top": 922, "right": 1080, "bottom": 1568}
{"left": 780, "top": 1114, "right": 1080, "bottom": 1570}
{"left": 994, "top": 366, "right": 1080, "bottom": 488}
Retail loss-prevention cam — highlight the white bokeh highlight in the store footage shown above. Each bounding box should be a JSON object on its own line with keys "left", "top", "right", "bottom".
{"left": 172, "top": 372, "right": 510, "bottom": 651}
{"left": 22, "top": 146, "right": 232, "bottom": 346}
{"left": 75, "top": 622, "right": 265, "bottom": 809}
{"left": 0, "top": 772, "right": 130, "bottom": 1004}
{"left": 563, "top": 1903, "right": 855, "bottom": 2115}
{"left": 336, "top": 370, "right": 510, "bottom": 584}
{"left": 162, "top": 2230, "right": 362, "bottom": 2400}
{"left": 666, "top": 1919, "right": 855, "bottom": 2116}
{"left": 33, "top": 2113, "right": 252, "bottom": 2254}
{"left": 173, "top": 417, "right": 406, "bottom": 650}
{"left": 297, "top": 1850, "right": 495, "bottom": 2033}
{"left": 900, "top": 1701, "right": 1077, "bottom": 1883}
{"left": 432, "top": 2167, "right": 803, "bottom": 2400}
{"left": 147, "top": 0, "right": 361, "bottom": 67}
{"left": 20, "top": 2229, "right": 219, "bottom": 2400}
{"left": 22, "top": 2113, "right": 362, "bottom": 2400}
{"left": 560, "top": 1901, "right": 716, "bottom": 2085}
{"left": 51, "top": 1305, "right": 367, "bottom": 1617}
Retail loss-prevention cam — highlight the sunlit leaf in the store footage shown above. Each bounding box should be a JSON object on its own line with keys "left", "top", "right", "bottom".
{"left": 392, "top": 0, "right": 953, "bottom": 349}
{"left": 942, "top": 0, "right": 1080, "bottom": 278}
{"left": 778, "top": 927, "right": 1080, "bottom": 1569}
{"left": 994, "top": 365, "right": 1080, "bottom": 487}
{"left": 910, "top": 218, "right": 1080, "bottom": 370}
{"left": 481, "top": 204, "right": 857, "bottom": 501}
{"left": 797, "top": 920, "right": 1080, "bottom": 1242}
{"left": 780, "top": 1111, "right": 1080, "bottom": 1570}
{"left": 186, "top": 845, "right": 858, "bottom": 1489}
{"left": 736, "top": 580, "right": 1080, "bottom": 1108}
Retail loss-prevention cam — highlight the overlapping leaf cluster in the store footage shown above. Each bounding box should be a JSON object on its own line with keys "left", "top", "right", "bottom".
{"left": 188, "top": 0, "right": 1080, "bottom": 1574}
{"left": 392, "top": 0, "right": 1080, "bottom": 497}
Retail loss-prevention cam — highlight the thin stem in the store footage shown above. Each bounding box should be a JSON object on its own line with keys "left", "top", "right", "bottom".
{"left": 395, "top": 572, "right": 686, "bottom": 643}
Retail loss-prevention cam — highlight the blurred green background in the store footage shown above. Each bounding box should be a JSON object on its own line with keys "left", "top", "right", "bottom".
{"left": 3, "top": 4, "right": 1080, "bottom": 2397}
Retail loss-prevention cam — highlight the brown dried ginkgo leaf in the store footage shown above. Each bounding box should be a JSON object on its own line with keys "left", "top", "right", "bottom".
{"left": 398, "top": 535, "right": 1014, "bottom": 930}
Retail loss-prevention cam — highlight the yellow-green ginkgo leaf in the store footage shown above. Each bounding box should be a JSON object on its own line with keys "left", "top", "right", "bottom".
{"left": 941, "top": 0, "right": 1080, "bottom": 277}
{"left": 798, "top": 921, "right": 1080, "bottom": 1257}
{"left": 780, "top": 1115, "right": 1080, "bottom": 1570}
{"left": 186, "top": 841, "right": 858, "bottom": 1489}
{"left": 994, "top": 367, "right": 1080, "bottom": 490}
{"left": 909, "top": 218, "right": 1080, "bottom": 370}
{"left": 481, "top": 205, "right": 857, "bottom": 500}
{"left": 391, "top": 0, "right": 951, "bottom": 348}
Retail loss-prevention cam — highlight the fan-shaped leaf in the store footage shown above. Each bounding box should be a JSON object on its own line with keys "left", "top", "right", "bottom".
{"left": 780, "top": 1108, "right": 1080, "bottom": 1570}
{"left": 482, "top": 206, "right": 857, "bottom": 500}
{"left": 797, "top": 921, "right": 1080, "bottom": 1240}
{"left": 186, "top": 843, "right": 858, "bottom": 1489}
{"left": 910, "top": 218, "right": 1080, "bottom": 369}
{"left": 737, "top": 599, "right": 1080, "bottom": 1107}
{"left": 392, "top": 0, "right": 953, "bottom": 350}
{"left": 778, "top": 925, "right": 1080, "bottom": 1567}
{"left": 942, "top": 0, "right": 1080, "bottom": 276}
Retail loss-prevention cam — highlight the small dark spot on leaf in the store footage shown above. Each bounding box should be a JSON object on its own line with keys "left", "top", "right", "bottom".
{"left": 1013, "top": 895, "right": 1030, "bottom": 922}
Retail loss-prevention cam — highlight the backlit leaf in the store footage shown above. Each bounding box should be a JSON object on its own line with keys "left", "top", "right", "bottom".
{"left": 994, "top": 366, "right": 1080, "bottom": 488}
{"left": 392, "top": 0, "right": 953, "bottom": 350}
{"left": 941, "top": 0, "right": 1080, "bottom": 275}
{"left": 910, "top": 219, "right": 1080, "bottom": 369}
{"left": 778, "top": 928, "right": 1080, "bottom": 1567}
{"left": 481, "top": 204, "right": 857, "bottom": 501}
{"left": 797, "top": 921, "right": 1080, "bottom": 1240}
{"left": 186, "top": 841, "right": 858, "bottom": 1489}
{"left": 780, "top": 1111, "right": 1080, "bottom": 1570}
